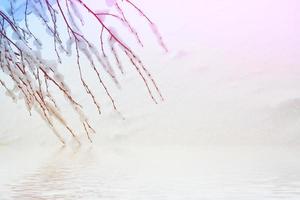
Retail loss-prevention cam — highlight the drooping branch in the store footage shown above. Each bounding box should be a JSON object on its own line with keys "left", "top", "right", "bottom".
{"left": 0, "top": 0, "right": 166, "bottom": 144}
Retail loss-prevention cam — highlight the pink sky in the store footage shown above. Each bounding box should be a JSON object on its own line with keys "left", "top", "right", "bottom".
{"left": 1, "top": 0, "right": 300, "bottom": 145}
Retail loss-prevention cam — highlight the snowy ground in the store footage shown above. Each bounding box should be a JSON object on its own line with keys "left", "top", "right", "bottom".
{"left": 1, "top": 0, "right": 300, "bottom": 199}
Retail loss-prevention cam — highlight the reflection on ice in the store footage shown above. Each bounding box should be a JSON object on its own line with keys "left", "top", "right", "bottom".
{"left": 1, "top": 146, "right": 300, "bottom": 200}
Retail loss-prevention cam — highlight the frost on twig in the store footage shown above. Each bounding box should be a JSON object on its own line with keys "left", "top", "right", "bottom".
{"left": 0, "top": 0, "right": 167, "bottom": 144}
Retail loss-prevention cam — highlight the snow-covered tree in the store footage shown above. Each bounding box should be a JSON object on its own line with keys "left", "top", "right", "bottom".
{"left": 0, "top": 0, "right": 166, "bottom": 144}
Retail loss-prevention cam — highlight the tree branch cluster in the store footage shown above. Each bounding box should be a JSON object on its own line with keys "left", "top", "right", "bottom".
{"left": 0, "top": 0, "right": 166, "bottom": 144}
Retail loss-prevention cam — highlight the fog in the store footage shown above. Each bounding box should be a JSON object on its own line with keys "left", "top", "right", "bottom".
{"left": 1, "top": 0, "right": 300, "bottom": 146}
{"left": 1, "top": 1, "right": 300, "bottom": 199}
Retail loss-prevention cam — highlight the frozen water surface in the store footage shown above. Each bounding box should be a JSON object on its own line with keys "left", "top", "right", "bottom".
{"left": 1, "top": 145, "right": 300, "bottom": 200}
{"left": 1, "top": 0, "right": 300, "bottom": 199}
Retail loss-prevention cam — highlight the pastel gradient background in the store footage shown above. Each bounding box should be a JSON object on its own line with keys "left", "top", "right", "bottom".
{"left": 1, "top": 0, "right": 299, "bottom": 145}
{"left": 1, "top": 1, "right": 300, "bottom": 199}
